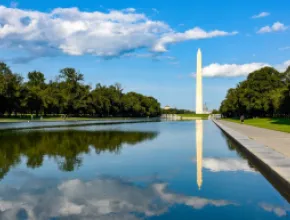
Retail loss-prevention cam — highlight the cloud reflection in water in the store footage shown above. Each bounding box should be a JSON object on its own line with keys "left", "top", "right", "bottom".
{"left": 259, "top": 203, "right": 290, "bottom": 217}
{"left": 202, "top": 158, "right": 255, "bottom": 173}
{"left": 0, "top": 175, "right": 236, "bottom": 219}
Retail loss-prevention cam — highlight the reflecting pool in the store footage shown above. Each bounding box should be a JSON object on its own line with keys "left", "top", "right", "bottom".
{"left": 0, "top": 120, "right": 289, "bottom": 219}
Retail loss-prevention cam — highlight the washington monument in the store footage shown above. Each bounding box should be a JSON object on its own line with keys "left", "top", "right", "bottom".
{"left": 196, "top": 49, "right": 203, "bottom": 114}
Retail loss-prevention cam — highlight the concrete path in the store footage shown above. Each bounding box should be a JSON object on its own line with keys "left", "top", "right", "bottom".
{"left": 213, "top": 119, "right": 290, "bottom": 193}
{"left": 218, "top": 120, "right": 290, "bottom": 158}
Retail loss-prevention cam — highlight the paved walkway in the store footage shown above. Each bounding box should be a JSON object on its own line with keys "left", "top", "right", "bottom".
{"left": 219, "top": 120, "right": 290, "bottom": 158}
{"left": 213, "top": 119, "right": 290, "bottom": 192}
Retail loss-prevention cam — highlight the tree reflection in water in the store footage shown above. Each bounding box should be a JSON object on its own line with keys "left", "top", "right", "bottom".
{"left": 0, "top": 130, "right": 158, "bottom": 180}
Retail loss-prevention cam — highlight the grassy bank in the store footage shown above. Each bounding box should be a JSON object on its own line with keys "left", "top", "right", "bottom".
{"left": 178, "top": 114, "right": 209, "bottom": 120}
{"left": 223, "top": 118, "right": 290, "bottom": 133}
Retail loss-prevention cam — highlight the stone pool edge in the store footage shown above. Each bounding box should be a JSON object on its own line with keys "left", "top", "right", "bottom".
{"left": 0, "top": 119, "right": 161, "bottom": 132}
{"left": 213, "top": 119, "right": 290, "bottom": 189}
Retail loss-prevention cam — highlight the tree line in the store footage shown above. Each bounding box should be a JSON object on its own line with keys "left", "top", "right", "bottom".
{"left": 220, "top": 66, "right": 290, "bottom": 117}
{"left": 0, "top": 62, "right": 161, "bottom": 117}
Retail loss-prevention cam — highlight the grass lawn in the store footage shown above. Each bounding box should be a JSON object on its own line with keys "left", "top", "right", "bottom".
{"left": 178, "top": 113, "right": 209, "bottom": 120}
{"left": 223, "top": 118, "right": 290, "bottom": 133}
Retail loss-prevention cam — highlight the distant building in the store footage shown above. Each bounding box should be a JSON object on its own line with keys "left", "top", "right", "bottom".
{"left": 203, "top": 103, "right": 211, "bottom": 114}
{"left": 163, "top": 105, "right": 171, "bottom": 110}
{"left": 203, "top": 103, "right": 208, "bottom": 113}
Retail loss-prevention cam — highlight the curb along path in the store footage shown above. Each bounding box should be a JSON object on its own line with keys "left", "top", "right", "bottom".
{"left": 213, "top": 119, "right": 290, "bottom": 191}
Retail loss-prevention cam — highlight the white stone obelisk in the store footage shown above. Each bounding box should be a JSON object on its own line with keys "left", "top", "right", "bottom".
{"left": 196, "top": 49, "right": 203, "bottom": 114}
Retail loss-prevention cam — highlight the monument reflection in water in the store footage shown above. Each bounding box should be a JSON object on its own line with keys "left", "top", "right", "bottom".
{"left": 196, "top": 119, "right": 203, "bottom": 190}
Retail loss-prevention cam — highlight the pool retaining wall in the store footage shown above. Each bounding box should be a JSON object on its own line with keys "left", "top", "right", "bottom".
{"left": 213, "top": 119, "right": 290, "bottom": 199}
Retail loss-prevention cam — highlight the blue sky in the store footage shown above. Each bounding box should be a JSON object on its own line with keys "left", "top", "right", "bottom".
{"left": 0, "top": 0, "right": 290, "bottom": 110}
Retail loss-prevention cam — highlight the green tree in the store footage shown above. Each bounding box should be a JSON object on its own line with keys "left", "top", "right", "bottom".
{"left": 25, "top": 71, "right": 46, "bottom": 116}
{"left": 212, "top": 109, "right": 220, "bottom": 114}
{"left": 220, "top": 66, "right": 289, "bottom": 118}
{"left": 0, "top": 62, "right": 161, "bottom": 118}
{"left": 59, "top": 68, "right": 85, "bottom": 115}
{"left": 280, "top": 85, "right": 290, "bottom": 115}
{"left": 0, "top": 63, "right": 23, "bottom": 115}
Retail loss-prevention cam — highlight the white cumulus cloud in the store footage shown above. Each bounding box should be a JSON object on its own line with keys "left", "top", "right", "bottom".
{"left": 201, "top": 62, "right": 269, "bottom": 77}
{"left": 191, "top": 59, "right": 290, "bottom": 78}
{"left": 0, "top": 5, "right": 237, "bottom": 62}
{"left": 252, "top": 12, "right": 270, "bottom": 19}
{"left": 257, "top": 22, "right": 288, "bottom": 33}
{"left": 275, "top": 60, "right": 290, "bottom": 72}
{"left": 153, "top": 28, "right": 238, "bottom": 52}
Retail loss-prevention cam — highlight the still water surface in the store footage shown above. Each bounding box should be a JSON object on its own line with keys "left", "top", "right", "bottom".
{"left": 0, "top": 120, "right": 289, "bottom": 219}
